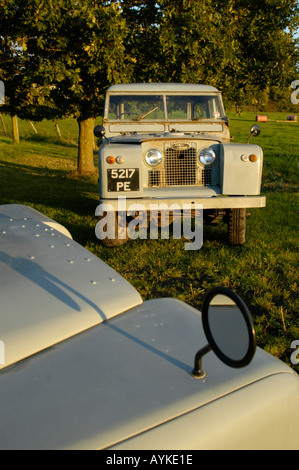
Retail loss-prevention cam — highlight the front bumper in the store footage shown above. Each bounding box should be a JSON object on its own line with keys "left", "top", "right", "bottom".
{"left": 95, "top": 195, "right": 266, "bottom": 214}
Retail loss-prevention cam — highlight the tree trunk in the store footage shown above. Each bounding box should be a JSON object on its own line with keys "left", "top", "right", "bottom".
{"left": 12, "top": 115, "right": 19, "bottom": 144}
{"left": 77, "top": 117, "right": 96, "bottom": 174}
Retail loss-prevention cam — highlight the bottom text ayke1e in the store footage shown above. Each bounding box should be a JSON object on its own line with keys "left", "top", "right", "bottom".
{"left": 106, "top": 454, "right": 193, "bottom": 466}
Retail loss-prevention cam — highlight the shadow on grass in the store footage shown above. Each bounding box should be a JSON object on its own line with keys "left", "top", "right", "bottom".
{"left": 203, "top": 222, "right": 228, "bottom": 244}
{"left": 23, "top": 133, "right": 78, "bottom": 148}
{"left": 0, "top": 158, "right": 73, "bottom": 178}
{"left": 0, "top": 159, "right": 99, "bottom": 244}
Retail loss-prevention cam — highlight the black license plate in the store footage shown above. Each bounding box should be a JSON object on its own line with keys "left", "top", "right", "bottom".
{"left": 107, "top": 168, "right": 139, "bottom": 192}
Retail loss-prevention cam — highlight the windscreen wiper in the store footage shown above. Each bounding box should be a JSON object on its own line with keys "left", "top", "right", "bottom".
{"left": 134, "top": 106, "right": 159, "bottom": 121}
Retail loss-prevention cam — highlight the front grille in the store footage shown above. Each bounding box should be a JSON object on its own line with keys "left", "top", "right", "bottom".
{"left": 200, "top": 167, "right": 213, "bottom": 185}
{"left": 164, "top": 142, "right": 197, "bottom": 186}
{"left": 147, "top": 141, "right": 215, "bottom": 188}
{"left": 148, "top": 169, "right": 165, "bottom": 187}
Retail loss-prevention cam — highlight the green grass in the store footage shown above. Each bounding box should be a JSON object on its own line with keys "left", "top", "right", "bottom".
{"left": 0, "top": 111, "right": 298, "bottom": 369}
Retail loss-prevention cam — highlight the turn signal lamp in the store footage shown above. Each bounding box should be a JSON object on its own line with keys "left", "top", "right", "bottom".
{"left": 249, "top": 154, "right": 258, "bottom": 162}
{"left": 106, "top": 156, "right": 115, "bottom": 164}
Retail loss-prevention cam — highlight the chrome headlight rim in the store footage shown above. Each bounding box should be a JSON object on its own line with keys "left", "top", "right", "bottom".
{"left": 199, "top": 147, "right": 216, "bottom": 166}
{"left": 144, "top": 148, "right": 163, "bottom": 167}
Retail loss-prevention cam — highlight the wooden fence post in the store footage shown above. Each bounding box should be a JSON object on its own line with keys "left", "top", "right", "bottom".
{"left": 55, "top": 122, "right": 62, "bottom": 140}
{"left": 0, "top": 113, "right": 7, "bottom": 134}
{"left": 12, "top": 115, "right": 19, "bottom": 144}
{"left": 30, "top": 121, "right": 38, "bottom": 134}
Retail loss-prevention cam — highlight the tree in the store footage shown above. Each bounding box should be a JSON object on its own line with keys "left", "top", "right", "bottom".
{"left": 0, "top": 0, "right": 132, "bottom": 173}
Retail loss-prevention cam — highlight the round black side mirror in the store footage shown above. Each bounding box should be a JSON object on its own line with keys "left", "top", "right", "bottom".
{"left": 250, "top": 124, "right": 261, "bottom": 137}
{"left": 192, "top": 287, "right": 256, "bottom": 378}
{"left": 94, "top": 125, "right": 106, "bottom": 138}
{"left": 247, "top": 124, "right": 261, "bottom": 143}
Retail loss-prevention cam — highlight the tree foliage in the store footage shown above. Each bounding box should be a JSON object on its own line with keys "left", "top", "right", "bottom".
{"left": 121, "top": 0, "right": 162, "bottom": 82}
{"left": 211, "top": 0, "right": 299, "bottom": 102}
{"left": 123, "top": 0, "right": 299, "bottom": 106}
{"left": 0, "top": 0, "right": 298, "bottom": 170}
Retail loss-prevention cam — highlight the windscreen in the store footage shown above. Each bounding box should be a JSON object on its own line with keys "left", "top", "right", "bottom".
{"left": 107, "top": 94, "right": 223, "bottom": 120}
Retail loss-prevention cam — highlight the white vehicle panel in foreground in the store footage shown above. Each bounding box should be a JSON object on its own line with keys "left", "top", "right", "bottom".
{"left": 0, "top": 205, "right": 142, "bottom": 369}
{"left": 0, "top": 205, "right": 298, "bottom": 450}
{"left": 0, "top": 297, "right": 298, "bottom": 450}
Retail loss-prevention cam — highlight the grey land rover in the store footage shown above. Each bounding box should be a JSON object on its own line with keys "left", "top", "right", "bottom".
{"left": 94, "top": 83, "right": 266, "bottom": 247}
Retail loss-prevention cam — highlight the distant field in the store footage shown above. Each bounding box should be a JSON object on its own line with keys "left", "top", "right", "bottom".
{"left": 0, "top": 111, "right": 298, "bottom": 369}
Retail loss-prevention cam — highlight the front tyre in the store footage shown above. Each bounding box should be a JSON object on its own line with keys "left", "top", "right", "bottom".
{"left": 100, "top": 212, "right": 128, "bottom": 247}
{"left": 227, "top": 208, "right": 246, "bottom": 245}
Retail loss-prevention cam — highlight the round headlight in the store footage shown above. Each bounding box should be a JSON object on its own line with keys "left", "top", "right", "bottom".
{"left": 144, "top": 148, "right": 163, "bottom": 167}
{"left": 199, "top": 147, "right": 216, "bottom": 166}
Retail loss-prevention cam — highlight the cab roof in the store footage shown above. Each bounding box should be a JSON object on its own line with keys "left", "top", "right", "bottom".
{"left": 107, "top": 83, "right": 220, "bottom": 93}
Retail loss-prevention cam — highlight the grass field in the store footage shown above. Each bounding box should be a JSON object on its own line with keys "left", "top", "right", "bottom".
{"left": 0, "top": 111, "right": 298, "bottom": 369}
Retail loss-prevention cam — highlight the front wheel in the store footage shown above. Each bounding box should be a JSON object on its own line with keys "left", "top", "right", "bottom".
{"left": 100, "top": 212, "right": 128, "bottom": 247}
{"left": 227, "top": 208, "right": 246, "bottom": 245}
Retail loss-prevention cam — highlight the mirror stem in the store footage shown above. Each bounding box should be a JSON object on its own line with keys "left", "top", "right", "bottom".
{"left": 191, "top": 344, "right": 212, "bottom": 379}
